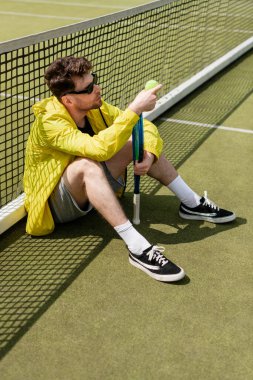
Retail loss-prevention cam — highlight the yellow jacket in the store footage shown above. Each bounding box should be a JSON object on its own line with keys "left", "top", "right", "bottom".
{"left": 24, "top": 96, "right": 163, "bottom": 235}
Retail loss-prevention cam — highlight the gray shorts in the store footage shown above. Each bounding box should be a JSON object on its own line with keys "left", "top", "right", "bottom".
{"left": 48, "top": 162, "right": 125, "bottom": 223}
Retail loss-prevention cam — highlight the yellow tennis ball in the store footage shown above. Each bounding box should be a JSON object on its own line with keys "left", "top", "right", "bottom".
{"left": 145, "top": 80, "right": 159, "bottom": 90}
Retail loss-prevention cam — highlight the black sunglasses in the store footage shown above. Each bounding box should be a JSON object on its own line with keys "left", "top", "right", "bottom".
{"left": 63, "top": 73, "right": 98, "bottom": 96}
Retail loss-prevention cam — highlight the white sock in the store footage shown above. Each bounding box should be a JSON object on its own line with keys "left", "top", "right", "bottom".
{"left": 114, "top": 220, "right": 150, "bottom": 255}
{"left": 167, "top": 175, "right": 201, "bottom": 208}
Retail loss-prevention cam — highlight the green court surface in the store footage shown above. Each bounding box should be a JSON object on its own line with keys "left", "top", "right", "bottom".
{"left": 0, "top": 0, "right": 152, "bottom": 42}
{"left": 0, "top": 2, "right": 253, "bottom": 379}
{"left": 0, "top": 47, "right": 253, "bottom": 379}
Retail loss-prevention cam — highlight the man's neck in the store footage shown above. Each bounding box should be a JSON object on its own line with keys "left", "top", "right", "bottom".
{"left": 75, "top": 113, "right": 87, "bottom": 129}
{"left": 66, "top": 106, "right": 87, "bottom": 129}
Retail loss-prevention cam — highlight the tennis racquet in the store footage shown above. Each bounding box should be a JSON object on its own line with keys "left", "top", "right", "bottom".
{"left": 132, "top": 113, "right": 144, "bottom": 225}
{"left": 132, "top": 80, "right": 160, "bottom": 224}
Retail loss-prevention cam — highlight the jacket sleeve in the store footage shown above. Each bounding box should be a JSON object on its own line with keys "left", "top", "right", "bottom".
{"left": 38, "top": 108, "right": 139, "bottom": 161}
{"left": 101, "top": 101, "right": 163, "bottom": 159}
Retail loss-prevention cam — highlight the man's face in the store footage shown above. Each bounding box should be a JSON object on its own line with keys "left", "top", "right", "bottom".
{"left": 64, "top": 73, "right": 102, "bottom": 112}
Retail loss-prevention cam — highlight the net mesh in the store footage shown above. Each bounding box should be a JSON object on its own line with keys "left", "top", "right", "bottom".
{"left": 0, "top": 0, "right": 253, "bottom": 208}
{"left": 1, "top": 50, "right": 253, "bottom": 357}
{"left": 1, "top": 0, "right": 253, "bottom": 358}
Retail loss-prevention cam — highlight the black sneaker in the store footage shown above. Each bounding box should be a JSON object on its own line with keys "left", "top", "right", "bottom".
{"left": 179, "top": 191, "right": 236, "bottom": 223}
{"left": 129, "top": 245, "right": 185, "bottom": 282}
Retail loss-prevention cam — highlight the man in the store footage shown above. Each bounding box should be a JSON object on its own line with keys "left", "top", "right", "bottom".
{"left": 23, "top": 56, "right": 235, "bottom": 283}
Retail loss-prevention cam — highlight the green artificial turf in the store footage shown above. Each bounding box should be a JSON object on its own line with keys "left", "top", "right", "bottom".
{"left": 1, "top": 50, "right": 253, "bottom": 379}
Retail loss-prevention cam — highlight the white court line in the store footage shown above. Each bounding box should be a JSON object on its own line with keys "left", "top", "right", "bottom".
{"left": 7, "top": 0, "right": 128, "bottom": 10}
{"left": 0, "top": 11, "right": 86, "bottom": 21}
{"left": 0, "top": 92, "right": 41, "bottom": 102}
{"left": 160, "top": 117, "right": 253, "bottom": 135}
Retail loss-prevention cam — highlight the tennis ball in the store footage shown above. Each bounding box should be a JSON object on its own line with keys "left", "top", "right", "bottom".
{"left": 145, "top": 80, "right": 159, "bottom": 90}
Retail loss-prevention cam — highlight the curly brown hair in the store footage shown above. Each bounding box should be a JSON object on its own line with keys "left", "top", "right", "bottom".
{"left": 44, "top": 56, "right": 92, "bottom": 98}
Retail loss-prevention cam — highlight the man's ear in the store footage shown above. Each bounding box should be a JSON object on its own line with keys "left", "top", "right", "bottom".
{"left": 61, "top": 95, "right": 72, "bottom": 107}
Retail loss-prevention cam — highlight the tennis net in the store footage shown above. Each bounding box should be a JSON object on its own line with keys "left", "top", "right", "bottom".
{"left": 0, "top": 0, "right": 253, "bottom": 233}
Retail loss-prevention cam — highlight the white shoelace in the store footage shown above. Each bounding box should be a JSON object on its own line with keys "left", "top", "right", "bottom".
{"left": 147, "top": 246, "right": 168, "bottom": 266}
{"left": 203, "top": 191, "right": 220, "bottom": 211}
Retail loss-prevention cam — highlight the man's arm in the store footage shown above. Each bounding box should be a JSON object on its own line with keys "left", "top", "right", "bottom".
{"left": 35, "top": 86, "right": 162, "bottom": 161}
{"left": 39, "top": 108, "right": 139, "bottom": 162}
{"left": 100, "top": 101, "right": 163, "bottom": 160}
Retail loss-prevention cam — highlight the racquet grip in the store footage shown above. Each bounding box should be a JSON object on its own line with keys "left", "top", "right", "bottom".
{"left": 132, "top": 115, "right": 143, "bottom": 225}
{"left": 133, "top": 193, "right": 140, "bottom": 225}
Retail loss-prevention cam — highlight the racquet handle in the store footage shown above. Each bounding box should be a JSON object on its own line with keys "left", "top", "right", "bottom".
{"left": 132, "top": 116, "right": 143, "bottom": 225}
{"left": 132, "top": 80, "right": 160, "bottom": 225}
{"left": 133, "top": 193, "right": 140, "bottom": 225}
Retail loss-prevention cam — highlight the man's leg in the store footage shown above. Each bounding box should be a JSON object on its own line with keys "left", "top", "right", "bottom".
{"left": 63, "top": 157, "right": 151, "bottom": 254}
{"left": 147, "top": 154, "right": 235, "bottom": 223}
{"left": 147, "top": 154, "right": 201, "bottom": 208}
{"left": 106, "top": 142, "right": 201, "bottom": 209}
{"left": 63, "top": 157, "right": 126, "bottom": 227}
{"left": 106, "top": 143, "right": 235, "bottom": 224}
{"left": 105, "top": 140, "right": 133, "bottom": 179}
{"left": 62, "top": 156, "right": 185, "bottom": 282}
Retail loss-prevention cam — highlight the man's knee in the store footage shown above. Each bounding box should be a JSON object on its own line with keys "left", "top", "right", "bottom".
{"left": 65, "top": 157, "right": 104, "bottom": 183}
{"left": 78, "top": 157, "right": 104, "bottom": 175}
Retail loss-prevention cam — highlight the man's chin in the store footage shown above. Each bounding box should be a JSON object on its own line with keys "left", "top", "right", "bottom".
{"left": 81, "top": 99, "right": 102, "bottom": 112}
{"left": 94, "top": 99, "right": 103, "bottom": 108}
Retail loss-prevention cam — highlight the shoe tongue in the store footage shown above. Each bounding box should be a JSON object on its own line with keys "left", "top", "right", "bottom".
{"left": 200, "top": 196, "right": 206, "bottom": 204}
{"left": 143, "top": 245, "right": 154, "bottom": 254}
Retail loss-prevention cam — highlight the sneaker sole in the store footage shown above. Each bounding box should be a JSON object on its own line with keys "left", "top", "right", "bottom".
{"left": 129, "top": 257, "right": 185, "bottom": 282}
{"left": 179, "top": 210, "right": 236, "bottom": 224}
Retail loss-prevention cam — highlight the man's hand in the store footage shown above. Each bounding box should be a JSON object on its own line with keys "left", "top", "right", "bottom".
{"left": 134, "top": 151, "right": 155, "bottom": 175}
{"left": 128, "top": 84, "right": 162, "bottom": 115}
